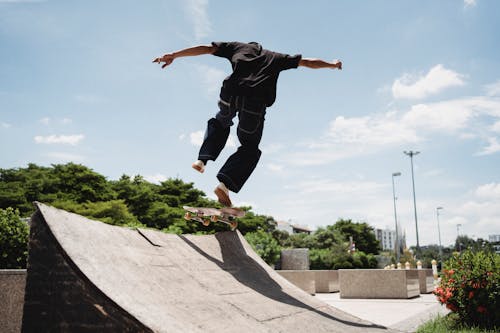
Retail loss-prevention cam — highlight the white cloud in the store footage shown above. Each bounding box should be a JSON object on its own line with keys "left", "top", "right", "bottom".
{"left": 290, "top": 179, "right": 387, "bottom": 196}
{"left": 262, "top": 143, "right": 285, "bottom": 154}
{"left": 401, "top": 100, "right": 474, "bottom": 132}
{"left": 189, "top": 130, "right": 204, "bottom": 146}
{"left": 183, "top": 0, "right": 212, "bottom": 41}
{"left": 476, "top": 137, "right": 500, "bottom": 155}
{"left": 194, "top": 64, "right": 226, "bottom": 96}
{"left": 485, "top": 80, "right": 500, "bottom": 96}
{"left": 34, "top": 134, "right": 85, "bottom": 145}
{"left": 188, "top": 130, "right": 236, "bottom": 148}
{"left": 46, "top": 152, "right": 85, "bottom": 162}
{"left": 392, "top": 64, "right": 465, "bottom": 100}
{"left": 491, "top": 121, "right": 500, "bottom": 133}
{"left": 475, "top": 183, "right": 500, "bottom": 199}
{"left": 464, "top": 0, "right": 477, "bottom": 8}
{"left": 144, "top": 173, "right": 168, "bottom": 184}
{"left": 1, "top": 122, "right": 12, "bottom": 128}
{"left": 284, "top": 96, "right": 500, "bottom": 166}
{"left": 266, "top": 163, "right": 284, "bottom": 172}
{"left": 40, "top": 117, "right": 73, "bottom": 125}
{"left": 329, "top": 113, "right": 420, "bottom": 145}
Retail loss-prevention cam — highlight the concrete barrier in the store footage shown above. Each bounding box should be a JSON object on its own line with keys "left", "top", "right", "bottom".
{"left": 416, "top": 269, "right": 435, "bottom": 294}
{"left": 279, "top": 248, "right": 309, "bottom": 270}
{"left": 313, "top": 270, "right": 339, "bottom": 293}
{"left": 276, "top": 270, "right": 316, "bottom": 295}
{"left": 0, "top": 269, "right": 26, "bottom": 333}
{"left": 339, "top": 269, "right": 420, "bottom": 299}
{"left": 276, "top": 270, "right": 339, "bottom": 294}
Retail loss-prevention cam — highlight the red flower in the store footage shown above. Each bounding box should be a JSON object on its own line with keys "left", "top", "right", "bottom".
{"left": 446, "top": 303, "right": 458, "bottom": 312}
{"left": 477, "top": 306, "right": 487, "bottom": 313}
{"left": 468, "top": 291, "right": 474, "bottom": 299}
{"left": 448, "top": 269, "right": 455, "bottom": 275}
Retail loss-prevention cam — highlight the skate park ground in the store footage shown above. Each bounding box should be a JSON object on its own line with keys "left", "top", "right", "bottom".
{"left": 315, "top": 292, "right": 448, "bottom": 332}
{"left": 15, "top": 203, "right": 449, "bottom": 333}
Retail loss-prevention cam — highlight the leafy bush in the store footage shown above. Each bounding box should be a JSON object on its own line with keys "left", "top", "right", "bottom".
{"left": 417, "top": 313, "right": 499, "bottom": 333}
{"left": 434, "top": 250, "right": 499, "bottom": 329}
{"left": 245, "top": 230, "right": 281, "bottom": 266}
{"left": 0, "top": 207, "right": 29, "bottom": 269}
{"left": 52, "top": 200, "right": 142, "bottom": 227}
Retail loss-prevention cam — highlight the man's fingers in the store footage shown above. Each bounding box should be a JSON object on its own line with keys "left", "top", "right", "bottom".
{"left": 161, "top": 63, "right": 168, "bottom": 69}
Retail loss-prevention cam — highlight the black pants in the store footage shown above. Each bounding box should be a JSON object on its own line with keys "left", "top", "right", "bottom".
{"left": 198, "top": 96, "right": 266, "bottom": 193}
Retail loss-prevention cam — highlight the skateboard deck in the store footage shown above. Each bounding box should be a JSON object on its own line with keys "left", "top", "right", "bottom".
{"left": 183, "top": 206, "right": 245, "bottom": 231}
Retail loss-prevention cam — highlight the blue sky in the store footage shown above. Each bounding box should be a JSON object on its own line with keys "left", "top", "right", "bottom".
{"left": 1, "top": 0, "right": 499, "bottom": 247}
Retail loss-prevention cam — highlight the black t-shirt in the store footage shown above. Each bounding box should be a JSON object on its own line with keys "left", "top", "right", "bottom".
{"left": 212, "top": 41, "right": 302, "bottom": 106}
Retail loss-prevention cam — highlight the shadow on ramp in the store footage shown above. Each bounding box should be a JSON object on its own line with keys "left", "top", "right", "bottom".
{"left": 179, "top": 233, "right": 387, "bottom": 330}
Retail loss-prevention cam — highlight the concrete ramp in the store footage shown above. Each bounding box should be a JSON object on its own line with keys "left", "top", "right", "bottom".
{"left": 22, "top": 203, "right": 394, "bottom": 332}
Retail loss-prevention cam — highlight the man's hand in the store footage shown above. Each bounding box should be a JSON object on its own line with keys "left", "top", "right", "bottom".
{"left": 333, "top": 59, "right": 342, "bottom": 70}
{"left": 153, "top": 53, "right": 175, "bottom": 69}
{"left": 153, "top": 45, "right": 216, "bottom": 69}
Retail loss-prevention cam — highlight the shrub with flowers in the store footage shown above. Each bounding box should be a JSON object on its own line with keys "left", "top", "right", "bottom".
{"left": 434, "top": 249, "right": 499, "bottom": 329}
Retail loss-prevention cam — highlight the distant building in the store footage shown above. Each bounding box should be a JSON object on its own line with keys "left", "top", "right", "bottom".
{"left": 490, "top": 235, "right": 500, "bottom": 254}
{"left": 489, "top": 234, "right": 500, "bottom": 243}
{"left": 276, "top": 221, "right": 312, "bottom": 235}
{"left": 374, "top": 228, "right": 396, "bottom": 251}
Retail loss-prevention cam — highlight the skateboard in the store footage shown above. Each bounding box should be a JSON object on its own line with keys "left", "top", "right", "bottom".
{"left": 183, "top": 206, "right": 245, "bottom": 231}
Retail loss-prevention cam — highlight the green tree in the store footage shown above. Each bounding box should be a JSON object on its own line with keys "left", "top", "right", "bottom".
{"left": 51, "top": 200, "right": 141, "bottom": 227}
{"left": 245, "top": 230, "right": 281, "bottom": 266}
{"left": 237, "top": 209, "right": 276, "bottom": 234}
{"left": 51, "top": 163, "right": 114, "bottom": 203}
{"left": 0, "top": 208, "right": 29, "bottom": 269}
{"left": 455, "top": 235, "right": 494, "bottom": 253}
{"left": 333, "top": 219, "right": 380, "bottom": 254}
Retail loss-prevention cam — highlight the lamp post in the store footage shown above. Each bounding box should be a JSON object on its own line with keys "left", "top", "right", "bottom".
{"left": 404, "top": 150, "right": 420, "bottom": 255}
{"left": 392, "top": 172, "right": 401, "bottom": 263}
{"left": 436, "top": 207, "right": 443, "bottom": 266}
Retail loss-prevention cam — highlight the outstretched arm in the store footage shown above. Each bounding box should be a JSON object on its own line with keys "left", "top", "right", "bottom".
{"left": 299, "top": 58, "right": 342, "bottom": 70}
{"left": 153, "top": 44, "right": 217, "bottom": 69}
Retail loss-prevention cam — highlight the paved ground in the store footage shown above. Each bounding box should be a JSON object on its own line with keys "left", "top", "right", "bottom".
{"left": 315, "top": 293, "right": 449, "bottom": 333}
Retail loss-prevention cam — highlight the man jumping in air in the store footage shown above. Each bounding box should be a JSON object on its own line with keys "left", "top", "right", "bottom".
{"left": 153, "top": 41, "right": 342, "bottom": 207}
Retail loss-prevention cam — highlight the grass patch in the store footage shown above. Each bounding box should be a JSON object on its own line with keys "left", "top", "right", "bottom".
{"left": 417, "top": 313, "right": 499, "bottom": 333}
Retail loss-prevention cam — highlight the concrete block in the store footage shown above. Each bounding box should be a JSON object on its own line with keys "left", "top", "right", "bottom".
{"left": 277, "top": 270, "right": 316, "bottom": 295}
{"left": 0, "top": 269, "right": 26, "bottom": 333}
{"left": 339, "top": 269, "right": 420, "bottom": 299}
{"left": 313, "top": 270, "right": 339, "bottom": 293}
{"left": 280, "top": 248, "right": 309, "bottom": 270}
{"left": 416, "top": 269, "right": 435, "bottom": 294}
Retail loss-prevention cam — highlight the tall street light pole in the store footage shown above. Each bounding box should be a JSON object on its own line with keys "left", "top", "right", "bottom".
{"left": 392, "top": 172, "right": 401, "bottom": 263}
{"left": 436, "top": 207, "right": 443, "bottom": 266}
{"left": 404, "top": 150, "right": 420, "bottom": 255}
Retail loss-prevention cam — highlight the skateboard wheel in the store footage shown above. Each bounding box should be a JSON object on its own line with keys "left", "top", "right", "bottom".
{"left": 230, "top": 221, "right": 238, "bottom": 231}
{"left": 184, "top": 212, "right": 192, "bottom": 220}
{"left": 210, "top": 215, "right": 218, "bottom": 222}
{"left": 202, "top": 219, "right": 210, "bottom": 226}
